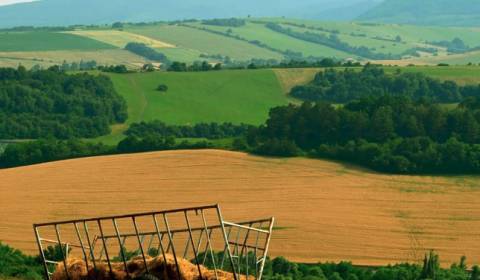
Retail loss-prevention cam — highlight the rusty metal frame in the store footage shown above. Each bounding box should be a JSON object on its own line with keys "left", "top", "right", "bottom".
{"left": 34, "top": 204, "right": 274, "bottom": 280}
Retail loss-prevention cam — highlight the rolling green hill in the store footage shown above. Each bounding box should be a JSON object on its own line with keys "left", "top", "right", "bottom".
{"left": 93, "top": 69, "right": 291, "bottom": 144}
{"left": 358, "top": 0, "right": 480, "bottom": 26}
{"left": 1, "top": 18, "right": 480, "bottom": 69}
{"left": 0, "top": 31, "right": 115, "bottom": 52}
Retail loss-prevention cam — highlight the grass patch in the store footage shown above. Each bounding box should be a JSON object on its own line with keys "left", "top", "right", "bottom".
{"left": 0, "top": 31, "right": 115, "bottom": 52}
{"left": 93, "top": 69, "right": 289, "bottom": 145}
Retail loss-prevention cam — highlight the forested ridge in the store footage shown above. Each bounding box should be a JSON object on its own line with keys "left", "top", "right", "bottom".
{"left": 290, "top": 65, "right": 480, "bottom": 103}
{"left": 247, "top": 95, "right": 480, "bottom": 174}
{"left": 0, "top": 66, "right": 127, "bottom": 139}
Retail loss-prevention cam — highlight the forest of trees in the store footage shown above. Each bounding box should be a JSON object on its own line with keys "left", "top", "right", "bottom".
{"left": 126, "top": 121, "right": 253, "bottom": 139}
{"left": 290, "top": 65, "right": 480, "bottom": 103}
{"left": 125, "top": 42, "right": 170, "bottom": 64}
{"left": 0, "top": 66, "right": 128, "bottom": 139}
{"left": 202, "top": 18, "right": 246, "bottom": 27}
{"left": 244, "top": 95, "right": 480, "bottom": 173}
{"left": 0, "top": 139, "right": 112, "bottom": 168}
{"left": 428, "top": 37, "right": 476, "bottom": 54}
{"left": 168, "top": 61, "right": 222, "bottom": 72}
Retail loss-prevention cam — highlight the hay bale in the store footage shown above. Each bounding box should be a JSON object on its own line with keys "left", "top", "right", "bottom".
{"left": 52, "top": 254, "right": 253, "bottom": 280}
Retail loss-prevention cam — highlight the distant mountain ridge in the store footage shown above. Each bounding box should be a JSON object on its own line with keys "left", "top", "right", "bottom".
{"left": 358, "top": 0, "right": 480, "bottom": 26}
{"left": 0, "top": 0, "right": 380, "bottom": 28}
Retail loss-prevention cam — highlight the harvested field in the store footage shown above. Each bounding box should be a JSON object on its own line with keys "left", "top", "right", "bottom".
{"left": 66, "top": 30, "right": 175, "bottom": 49}
{"left": 52, "top": 254, "right": 251, "bottom": 280}
{"left": 1, "top": 150, "right": 480, "bottom": 266}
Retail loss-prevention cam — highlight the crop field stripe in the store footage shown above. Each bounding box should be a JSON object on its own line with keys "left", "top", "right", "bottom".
{"left": 1, "top": 150, "right": 479, "bottom": 266}
{"left": 0, "top": 31, "right": 116, "bottom": 52}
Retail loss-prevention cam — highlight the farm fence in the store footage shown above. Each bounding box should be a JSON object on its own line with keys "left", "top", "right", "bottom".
{"left": 34, "top": 204, "right": 274, "bottom": 280}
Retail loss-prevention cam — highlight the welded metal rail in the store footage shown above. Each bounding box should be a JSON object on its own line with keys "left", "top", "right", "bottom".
{"left": 34, "top": 204, "right": 274, "bottom": 280}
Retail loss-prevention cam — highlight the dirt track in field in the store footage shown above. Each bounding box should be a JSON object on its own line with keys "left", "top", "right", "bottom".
{"left": 1, "top": 150, "right": 479, "bottom": 266}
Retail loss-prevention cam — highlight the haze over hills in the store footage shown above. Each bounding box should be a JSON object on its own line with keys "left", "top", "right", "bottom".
{"left": 0, "top": 0, "right": 382, "bottom": 28}
{"left": 358, "top": 0, "right": 480, "bottom": 26}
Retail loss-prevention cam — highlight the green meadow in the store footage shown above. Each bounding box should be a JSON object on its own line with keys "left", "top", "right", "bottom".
{"left": 0, "top": 31, "right": 115, "bottom": 52}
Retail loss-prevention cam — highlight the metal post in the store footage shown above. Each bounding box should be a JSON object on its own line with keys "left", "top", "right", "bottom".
{"left": 97, "top": 220, "right": 113, "bottom": 274}
{"left": 220, "top": 226, "right": 233, "bottom": 269}
{"left": 183, "top": 234, "right": 192, "bottom": 259}
{"left": 73, "top": 223, "right": 90, "bottom": 272}
{"left": 216, "top": 205, "right": 238, "bottom": 280}
{"left": 83, "top": 222, "right": 98, "bottom": 279}
{"left": 258, "top": 218, "right": 275, "bottom": 280}
{"left": 164, "top": 214, "right": 182, "bottom": 280}
{"left": 112, "top": 218, "right": 130, "bottom": 276}
{"left": 184, "top": 211, "right": 203, "bottom": 279}
{"left": 201, "top": 210, "right": 218, "bottom": 279}
{"left": 152, "top": 214, "right": 168, "bottom": 263}
{"left": 202, "top": 230, "right": 214, "bottom": 265}
{"left": 33, "top": 226, "right": 50, "bottom": 280}
{"left": 54, "top": 225, "right": 70, "bottom": 280}
{"left": 132, "top": 216, "right": 149, "bottom": 273}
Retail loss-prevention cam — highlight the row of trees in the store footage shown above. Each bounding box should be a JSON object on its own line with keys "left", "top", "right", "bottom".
{"left": 202, "top": 18, "right": 246, "bottom": 27}
{"left": 245, "top": 95, "right": 480, "bottom": 174}
{"left": 0, "top": 66, "right": 128, "bottom": 139}
{"left": 167, "top": 61, "right": 222, "bottom": 72}
{"left": 291, "top": 65, "right": 480, "bottom": 103}
{"left": 124, "top": 42, "right": 170, "bottom": 64}
{"left": 264, "top": 23, "right": 427, "bottom": 60}
{"left": 126, "top": 121, "right": 253, "bottom": 139}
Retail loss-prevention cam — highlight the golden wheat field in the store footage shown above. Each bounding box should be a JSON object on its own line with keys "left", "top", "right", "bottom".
{"left": 1, "top": 150, "right": 480, "bottom": 266}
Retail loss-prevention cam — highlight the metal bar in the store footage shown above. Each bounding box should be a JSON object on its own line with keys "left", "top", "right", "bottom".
{"left": 147, "top": 234, "right": 154, "bottom": 254}
{"left": 166, "top": 232, "right": 175, "bottom": 253}
{"left": 34, "top": 205, "right": 219, "bottom": 227}
{"left": 239, "top": 223, "right": 253, "bottom": 260}
{"left": 233, "top": 225, "right": 242, "bottom": 274}
{"left": 258, "top": 218, "right": 275, "bottom": 280}
{"left": 195, "top": 229, "right": 205, "bottom": 262}
{"left": 220, "top": 226, "right": 233, "bottom": 269}
{"left": 152, "top": 214, "right": 168, "bottom": 264}
{"left": 253, "top": 222, "right": 263, "bottom": 280}
{"left": 43, "top": 217, "right": 275, "bottom": 240}
{"left": 183, "top": 234, "right": 192, "bottom": 259}
{"left": 223, "top": 222, "right": 270, "bottom": 234}
{"left": 74, "top": 223, "right": 90, "bottom": 272}
{"left": 54, "top": 225, "right": 70, "bottom": 280}
{"left": 34, "top": 226, "right": 50, "bottom": 280}
{"left": 39, "top": 238, "right": 88, "bottom": 249}
{"left": 201, "top": 229, "right": 211, "bottom": 265}
{"left": 112, "top": 218, "right": 130, "bottom": 276}
{"left": 97, "top": 220, "right": 113, "bottom": 275}
{"left": 216, "top": 205, "right": 238, "bottom": 280}
{"left": 132, "top": 216, "right": 149, "bottom": 273}
{"left": 201, "top": 210, "right": 218, "bottom": 279}
{"left": 83, "top": 222, "right": 98, "bottom": 274}
{"left": 164, "top": 214, "right": 182, "bottom": 280}
{"left": 184, "top": 211, "right": 204, "bottom": 280}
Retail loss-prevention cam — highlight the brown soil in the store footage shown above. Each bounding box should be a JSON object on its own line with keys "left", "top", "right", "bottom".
{"left": 1, "top": 150, "right": 479, "bottom": 266}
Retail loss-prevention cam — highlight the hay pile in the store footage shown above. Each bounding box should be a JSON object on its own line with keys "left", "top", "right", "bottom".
{"left": 52, "top": 254, "right": 253, "bottom": 280}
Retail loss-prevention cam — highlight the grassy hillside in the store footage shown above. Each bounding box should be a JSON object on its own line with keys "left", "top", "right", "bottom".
{"left": 0, "top": 50, "right": 148, "bottom": 69}
{"left": 127, "top": 24, "right": 284, "bottom": 61}
{"left": 91, "top": 65, "right": 480, "bottom": 144}
{"left": 1, "top": 19, "right": 480, "bottom": 67}
{"left": 93, "top": 69, "right": 290, "bottom": 144}
{"left": 0, "top": 31, "right": 115, "bottom": 52}
{"left": 184, "top": 22, "right": 353, "bottom": 59}
{"left": 1, "top": 149, "right": 479, "bottom": 265}
{"left": 358, "top": 0, "right": 480, "bottom": 26}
